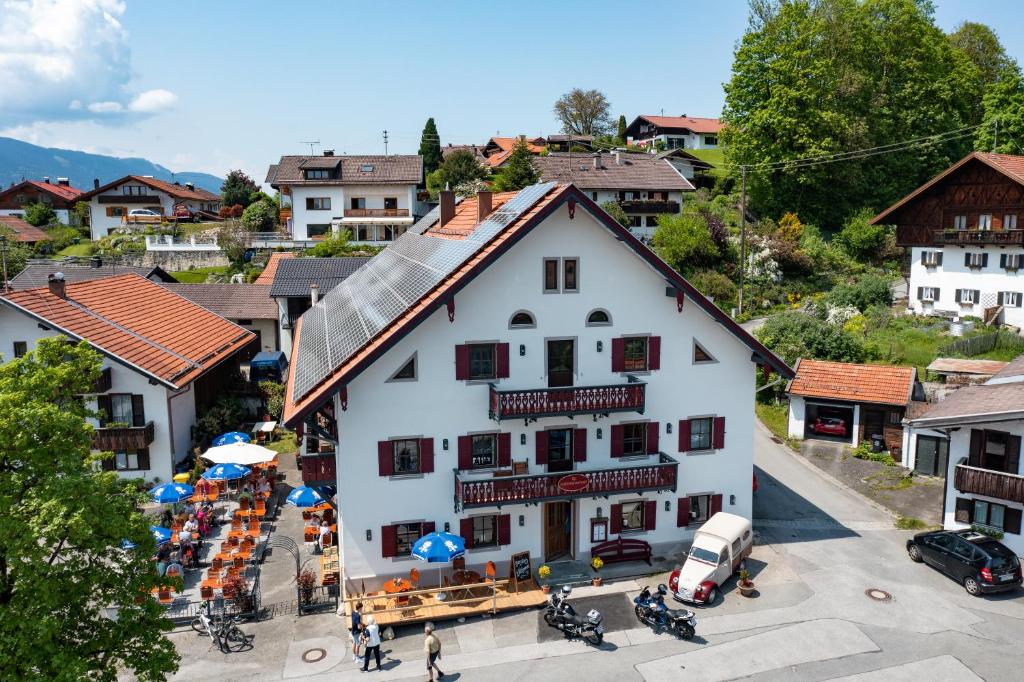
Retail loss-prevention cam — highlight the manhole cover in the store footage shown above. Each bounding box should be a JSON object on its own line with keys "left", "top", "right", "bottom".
{"left": 302, "top": 648, "right": 327, "bottom": 663}
{"left": 865, "top": 588, "right": 892, "bottom": 602}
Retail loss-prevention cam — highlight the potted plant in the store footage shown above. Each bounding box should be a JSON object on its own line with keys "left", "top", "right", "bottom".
{"left": 297, "top": 568, "right": 317, "bottom": 605}
{"left": 738, "top": 569, "right": 756, "bottom": 597}
{"left": 223, "top": 575, "right": 254, "bottom": 613}
{"left": 538, "top": 564, "right": 552, "bottom": 593}
{"left": 590, "top": 556, "right": 604, "bottom": 586}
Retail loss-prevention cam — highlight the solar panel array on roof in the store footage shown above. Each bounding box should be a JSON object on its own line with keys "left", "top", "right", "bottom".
{"left": 291, "top": 182, "right": 556, "bottom": 401}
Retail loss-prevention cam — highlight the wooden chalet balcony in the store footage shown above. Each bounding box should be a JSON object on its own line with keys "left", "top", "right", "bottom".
{"left": 301, "top": 452, "right": 337, "bottom": 487}
{"left": 91, "top": 367, "right": 111, "bottom": 393}
{"left": 455, "top": 453, "right": 678, "bottom": 510}
{"left": 619, "top": 200, "right": 680, "bottom": 214}
{"left": 92, "top": 421, "right": 155, "bottom": 450}
{"left": 343, "top": 208, "right": 410, "bottom": 218}
{"left": 279, "top": 207, "right": 292, "bottom": 222}
{"left": 954, "top": 464, "right": 1024, "bottom": 505}
{"left": 936, "top": 229, "right": 1024, "bottom": 246}
{"left": 489, "top": 381, "right": 645, "bottom": 421}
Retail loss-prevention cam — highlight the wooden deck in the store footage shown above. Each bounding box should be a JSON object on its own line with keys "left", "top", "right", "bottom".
{"left": 342, "top": 578, "right": 547, "bottom": 627}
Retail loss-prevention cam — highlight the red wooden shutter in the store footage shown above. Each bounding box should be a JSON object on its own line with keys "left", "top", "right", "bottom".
{"left": 496, "top": 343, "right": 510, "bottom": 378}
{"left": 610, "top": 424, "right": 624, "bottom": 457}
{"left": 678, "top": 419, "right": 691, "bottom": 452}
{"left": 377, "top": 441, "right": 393, "bottom": 476}
{"left": 646, "top": 422, "right": 659, "bottom": 454}
{"left": 712, "top": 417, "right": 726, "bottom": 450}
{"left": 677, "top": 497, "right": 690, "bottom": 527}
{"left": 611, "top": 338, "right": 625, "bottom": 372}
{"left": 573, "top": 428, "right": 587, "bottom": 462}
{"left": 497, "top": 514, "right": 511, "bottom": 545}
{"left": 535, "top": 430, "right": 549, "bottom": 466}
{"left": 644, "top": 500, "right": 657, "bottom": 531}
{"left": 498, "top": 432, "right": 511, "bottom": 467}
{"left": 381, "top": 525, "right": 398, "bottom": 558}
{"left": 460, "top": 518, "right": 474, "bottom": 549}
{"left": 131, "top": 394, "right": 146, "bottom": 426}
{"left": 458, "top": 436, "right": 473, "bottom": 469}
{"left": 421, "top": 522, "right": 435, "bottom": 537}
{"left": 420, "top": 438, "right": 434, "bottom": 473}
{"left": 455, "top": 344, "right": 470, "bottom": 380}
{"left": 710, "top": 494, "right": 723, "bottom": 516}
{"left": 610, "top": 504, "right": 622, "bottom": 534}
{"left": 137, "top": 448, "right": 150, "bottom": 470}
{"left": 647, "top": 336, "right": 661, "bottom": 371}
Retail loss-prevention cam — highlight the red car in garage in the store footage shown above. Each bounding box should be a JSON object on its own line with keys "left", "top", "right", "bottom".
{"left": 811, "top": 416, "right": 847, "bottom": 437}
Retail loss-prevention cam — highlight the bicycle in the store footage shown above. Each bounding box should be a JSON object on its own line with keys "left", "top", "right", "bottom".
{"left": 191, "top": 609, "right": 250, "bottom": 653}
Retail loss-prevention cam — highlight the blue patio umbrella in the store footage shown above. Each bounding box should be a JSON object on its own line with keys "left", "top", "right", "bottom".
{"left": 285, "top": 486, "right": 326, "bottom": 508}
{"left": 120, "top": 539, "right": 136, "bottom": 550}
{"left": 150, "top": 482, "right": 194, "bottom": 504}
{"left": 412, "top": 531, "right": 466, "bottom": 591}
{"left": 201, "top": 463, "right": 251, "bottom": 481}
{"left": 213, "top": 431, "right": 251, "bottom": 446}
{"left": 150, "top": 526, "right": 172, "bottom": 544}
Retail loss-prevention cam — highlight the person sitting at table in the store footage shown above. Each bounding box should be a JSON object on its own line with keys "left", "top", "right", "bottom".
{"left": 194, "top": 476, "right": 211, "bottom": 497}
{"left": 316, "top": 520, "right": 330, "bottom": 554}
{"left": 154, "top": 543, "right": 172, "bottom": 577}
{"left": 257, "top": 477, "right": 271, "bottom": 497}
{"left": 182, "top": 513, "right": 199, "bottom": 539}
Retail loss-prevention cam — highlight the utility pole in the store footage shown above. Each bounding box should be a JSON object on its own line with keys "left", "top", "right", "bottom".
{"left": 994, "top": 118, "right": 999, "bottom": 153}
{"left": 738, "top": 165, "right": 747, "bottom": 316}
{"left": 383, "top": 130, "right": 389, "bottom": 156}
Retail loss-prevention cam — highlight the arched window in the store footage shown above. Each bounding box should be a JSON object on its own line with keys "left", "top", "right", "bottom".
{"left": 586, "top": 309, "right": 612, "bottom": 326}
{"left": 509, "top": 311, "right": 536, "bottom": 328}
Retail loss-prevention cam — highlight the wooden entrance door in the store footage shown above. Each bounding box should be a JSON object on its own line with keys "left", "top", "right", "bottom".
{"left": 547, "top": 339, "right": 574, "bottom": 388}
{"left": 544, "top": 501, "right": 573, "bottom": 561}
{"left": 864, "top": 409, "right": 885, "bottom": 440}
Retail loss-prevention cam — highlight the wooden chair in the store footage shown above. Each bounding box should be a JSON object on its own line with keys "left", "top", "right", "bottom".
{"left": 165, "top": 564, "right": 183, "bottom": 579}
{"left": 239, "top": 497, "right": 250, "bottom": 511}
{"left": 453, "top": 556, "right": 466, "bottom": 571}
{"left": 302, "top": 510, "right": 312, "bottom": 522}
{"left": 157, "top": 586, "right": 173, "bottom": 604}
{"left": 226, "top": 566, "right": 241, "bottom": 580}
{"left": 200, "top": 585, "right": 214, "bottom": 601}
{"left": 220, "top": 541, "right": 231, "bottom": 553}
{"left": 228, "top": 535, "right": 240, "bottom": 548}
{"left": 303, "top": 527, "right": 317, "bottom": 543}
{"left": 409, "top": 568, "right": 420, "bottom": 588}
{"left": 233, "top": 556, "right": 244, "bottom": 569}
{"left": 230, "top": 517, "right": 242, "bottom": 530}
{"left": 484, "top": 561, "right": 496, "bottom": 580}
{"left": 322, "top": 509, "right": 334, "bottom": 523}
{"left": 255, "top": 498, "right": 266, "bottom": 511}
{"left": 235, "top": 543, "right": 252, "bottom": 561}
{"left": 210, "top": 558, "right": 223, "bottom": 572}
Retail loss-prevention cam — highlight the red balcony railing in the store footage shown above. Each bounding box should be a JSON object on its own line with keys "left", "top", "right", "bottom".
{"left": 489, "top": 381, "right": 645, "bottom": 421}
{"left": 954, "top": 464, "right": 1024, "bottom": 505}
{"left": 343, "top": 208, "right": 410, "bottom": 218}
{"left": 301, "top": 452, "right": 337, "bottom": 487}
{"left": 455, "top": 453, "right": 678, "bottom": 510}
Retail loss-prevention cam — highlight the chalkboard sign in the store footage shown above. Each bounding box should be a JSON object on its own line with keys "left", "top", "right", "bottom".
{"left": 509, "top": 551, "right": 532, "bottom": 592}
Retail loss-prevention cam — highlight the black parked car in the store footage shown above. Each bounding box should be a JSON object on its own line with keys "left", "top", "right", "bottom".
{"left": 907, "top": 529, "right": 1022, "bottom": 596}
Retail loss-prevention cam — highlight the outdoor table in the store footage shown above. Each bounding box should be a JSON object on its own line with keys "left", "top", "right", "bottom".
{"left": 191, "top": 490, "right": 218, "bottom": 504}
{"left": 227, "top": 530, "right": 245, "bottom": 541}
{"left": 383, "top": 578, "right": 412, "bottom": 606}
{"left": 452, "top": 570, "right": 483, "bottom": 599}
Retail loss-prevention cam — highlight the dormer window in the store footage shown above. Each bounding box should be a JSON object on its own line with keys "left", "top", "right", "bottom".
{"left": 304, "top": 169, "right": 330, "bottom": 180}
{"left": 360, "top": 164, "right": 374, "bottom": 172}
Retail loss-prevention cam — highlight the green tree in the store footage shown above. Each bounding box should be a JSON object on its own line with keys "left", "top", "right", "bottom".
{"left": 600, "top": 200, "right": 629, "bottom": 227}
{"left": 23, "top": 202, "right": 57, "bottom": 226}
{"left": 418, "top": 118, "right": 443, "bottom": 175}
{"left": 241, "top": 199, "right": 277, "bottom": 231}
{"left": 975, "top": 65, "right": 1024, "bottom": 154}
{"left": 0, "top": 338, "right": 178, "bottom": 680}
{"left": 72, "top": 200, "right": 91, "bottom": 228}
{"left": 722, "top": 0, "right": 983, "bottom": 228}
{"left": 688, "top": 269, "right": 738, "bottom": 308}
{"left": 652, "top": 211, "right": 721, "bottom": 275}
{"left": 553, "top": 88, "right": 613, "bottom": 136}
{"left": 491, "top": 138, "right": 540, "bottom": 192}
{"left": 0, "top": 231, "right": 31, "bottom": 280}
{"left": 948, "top": 22, "right": 1014, "bottom": 89}
{"left": 755, "top": 310, "right": 867, "bottom": 366}
{"left": 305, "top": 229, "right": 354, "bottom": 257}
{"left": 826, "top": 273, "right": 893, "bottom": 312}
{"left": 833, "top": 208, "right": 892, "bottom": 262}
{"left": 426, "top": 150, "right": 488, "bottom": 198}
{"left": 221, "top": 169, "right": 259, "bottom": 208}
{"left": 616, "top": 114, "right": 627, "bottom": 144}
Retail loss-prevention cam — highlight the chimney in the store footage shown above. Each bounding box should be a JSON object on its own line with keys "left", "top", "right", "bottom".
{"left": 439, "top": 190, "right": 455, "bottom": 228}
{"left": 310, "top": 283, "right": 320, "bottom": 306}
{"left": 614, "top": 151, "right": 622, "bottom": 165}
{"left": 43, "top": 176, "right": 50, "bottom": 184}
{"left": 57, "top": 177, "right": 70, "bottom": 186}
{"left": 90, "top": 256, "right": 102, "bottom": 269}
{"left": 323, "top": 149, "right": 334, "bottom": 157}
{"left": 592, "top": 152, "right": 602, "bottom": 170}
{"left": 477, "top": 191, "right": 494, "bottom": 222}
{"left": 93, "top": 178, "right": 100, "bottom": 189}
{"left": 48, "top": 272, "right": 66, "bottom": 299}
{"left": 185, "top": 182, "right": 195, "bottom": 191}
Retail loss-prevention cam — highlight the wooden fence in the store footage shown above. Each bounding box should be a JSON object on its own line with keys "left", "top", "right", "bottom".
{"left": 939, "top": 331, "right": 1024, "bottom": 358}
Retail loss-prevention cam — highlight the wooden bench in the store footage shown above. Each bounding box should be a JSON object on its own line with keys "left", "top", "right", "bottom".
{"left": 591, "top": 537, "right": 652, "bottom": 566}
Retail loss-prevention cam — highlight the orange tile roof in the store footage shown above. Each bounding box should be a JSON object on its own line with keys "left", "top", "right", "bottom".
{"left": 1, "top": 274, "right": 254, "bottom": 388}
{"left": 488, "top": 137, "right": 546, "bottom": 153}
{"left": 0, "top": 179, "right": 85, "bottom": 203}
{"left": 424, "top": 192, "right": 520, "bottom": 239}
{"left": 79, "top": 175, "right": 220, "bottom": 203}
{"left": 0, "top": 215, "right": 50, "bottom": 242}
{"left": 254, "top": 252, "right": 296, "bottom": 284}
{"left": 789, "top": 359, "right": 915, "bottom": 406}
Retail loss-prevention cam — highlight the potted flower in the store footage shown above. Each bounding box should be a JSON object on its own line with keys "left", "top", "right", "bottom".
{"left": 297, "top": 568, "right": 317, "bottom": 605}
{"left": 590, "top": 556, "right": 604, "bottom": 586}
{"left": 538, "top": 564, "right": 552, "bottom": 593}
{"left": 738, "top": 569, "right": 756, "bottom": 597}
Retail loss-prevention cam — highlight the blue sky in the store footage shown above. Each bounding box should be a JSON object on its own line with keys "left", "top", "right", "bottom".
{"left": 1, "top": 0, "right": 1021, "bottom": 182}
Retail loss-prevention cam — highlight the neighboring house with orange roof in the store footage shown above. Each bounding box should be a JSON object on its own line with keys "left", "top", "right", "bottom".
{"left": 253, "top": 251, "right": 296, "bottom": 285}
{"left": 481, "top": 136, "right": 547, "bottom": 167}
{"left": 872, "top": 151, "right": 1024, "bottom": 329}
{"left": 624, "top": 115, "right": 723, "bottom": 150}
{"left": 78, "top": 175, "right": 221, "bottom": 239}
{"left": 281, "top": 182, "right": 790, "bottom": 586}
{"left": 0, "top": 178, "right": 85, "bottom": 225}
{"left": 787, "top": 359, "right": 922, "bottom": 451}
{"left": 0, "top": 273, "right": 255, "bottom": 482}
{"left": 0, "top": 215, "right": 51, "bottom": 244}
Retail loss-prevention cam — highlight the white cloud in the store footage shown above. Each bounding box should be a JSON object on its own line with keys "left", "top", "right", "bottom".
{"left": 0, "top": 1, "right": 176, "bottom": 125}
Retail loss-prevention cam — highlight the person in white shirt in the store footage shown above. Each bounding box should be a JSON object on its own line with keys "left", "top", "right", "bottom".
{"left": 181, "top": 514, "right": 199, "bottom": 539}
{"left": 360, "top": 615, "right": 382, "bottom": 671}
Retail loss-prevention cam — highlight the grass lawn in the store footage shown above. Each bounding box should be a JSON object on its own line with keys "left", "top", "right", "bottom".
{"left": 170, "top": 265, "right": 232, "bottom": 283}
{"left": 864, "top": 322, "right": 946, "bottom": 375}
{"left": 56, "top": 240, "right": 94, "bottom": 257}
{"left": 687, "top": 148, "right": 728, "bottom": 178}
{"left": 755, "top": 402, "right": 789, "bottom": 441}
{"left": 264, "top": 431, "right": 297, "bottom": 456}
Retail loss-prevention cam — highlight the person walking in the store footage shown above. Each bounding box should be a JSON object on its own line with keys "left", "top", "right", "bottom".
{"left": 424, "top": 622, "right": 445, "bottom": 680}
{"left": 350, "top": 602, "right": 364, "bottom": 662}
{"left": 360, "top": 615, "right": 382, "bottom": 672}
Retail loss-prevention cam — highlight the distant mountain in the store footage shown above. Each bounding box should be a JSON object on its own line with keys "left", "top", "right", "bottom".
{"left": 0, "top": 137, "right": 223, "bottom": 194}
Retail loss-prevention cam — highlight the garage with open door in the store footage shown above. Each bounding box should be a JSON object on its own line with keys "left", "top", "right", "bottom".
{"left": 803, "top": 401, "right": 855, "bottom": 443}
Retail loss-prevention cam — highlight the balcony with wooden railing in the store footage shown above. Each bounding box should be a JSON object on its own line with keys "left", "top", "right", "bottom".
{"left": 343, "top": 208, "right": 410, "bottom": 218}
{"left": 954, "top": 464, "right": 1024, "bottom": 505}
{"left": 489, "top": 380, "right": 645, "bottom": 421}
{"left": 92, "top": 421, "right": 155, "bottom": 451}
{"left": 455, "top": 453, "right": 678, "bottom": 510}
{"left": 936, "top": 229, "right": 1024, "bottom": 246}
{"left": 301, "top": 452, "right": 337, "bottom": 487}
{"left": 619, "top": 200, "right": 680, "bottom": 215}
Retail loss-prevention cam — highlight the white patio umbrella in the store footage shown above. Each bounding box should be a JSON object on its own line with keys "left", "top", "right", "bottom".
{"left": 201, "top": 441, "right": 278, "bottom": 466}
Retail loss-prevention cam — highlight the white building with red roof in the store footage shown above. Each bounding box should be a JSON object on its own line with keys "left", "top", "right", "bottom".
{"left": 78, "top": 175, "right": 221, "bottom": 239}
{"left": 624, "top": 115, "right": 723, "bottom": 151}
{"left": 0, "top": 273, "right": 255, "bottom": 482}
{"left": 0, "top": 178, "right": 85, "bottom": 225}
{"left": 281, "top": 182, "right": 790, "bottom": 587}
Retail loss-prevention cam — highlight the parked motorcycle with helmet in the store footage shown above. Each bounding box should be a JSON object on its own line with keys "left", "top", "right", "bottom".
{"left": 633, "top": 584, "right": 697, "bottom": 639}
{"left": 543, "top": 586, "right": 605, "bottom": 645}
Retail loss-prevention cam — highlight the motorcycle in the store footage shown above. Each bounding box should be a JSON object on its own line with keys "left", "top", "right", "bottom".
{"left": 633, "top": 584, "right": 697, "bottom": 639}
{"left": 543, "top": 586, "right": 604, "bottom": 645}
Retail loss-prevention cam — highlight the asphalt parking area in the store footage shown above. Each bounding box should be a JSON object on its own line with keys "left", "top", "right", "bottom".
{"left": 536, "top": 591, "right": 635, "bottom": 643}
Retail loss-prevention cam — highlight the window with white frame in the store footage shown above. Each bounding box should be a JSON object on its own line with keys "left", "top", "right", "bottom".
{"left": 978, "top": 214, "right": 993, "bottom": 230}
{"left": 620, "top": 501, "right": 645, "bottom": 532}
{"left": 956, "top": 288, "right": 978, "bottom": 305}
{"left": 999, "top": 291, "right": 1022, "bottom": 308}
{"left": 966, "top": 252, "right": 987, "bottom": 269}
{"left": 1005, "top": 214, "right": 1019, "bottom": 230}
{"left": 1003, "top": 254, "right": 1022, "bottom": 271}
{"left": 953, "top": 215, "right": 968, "bottom": 230}
{"left": 472, "top": 515, "right": 498, "bottom": 548}
{"left": 921, "top": 251, "right": 941, "bottom": 267}
{"left": 920, "top": 286, "right": 938, "bottom": 301}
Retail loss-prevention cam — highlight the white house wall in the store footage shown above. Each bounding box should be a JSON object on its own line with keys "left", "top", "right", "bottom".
{"left": 289, "top": 184, "right": 420, "bottom": 241}
{"left": 328, "top": 202, "right": 757, "bottom": 585}
{"left": 908, "top": 246, "right": 1024, "bottom": 327}
{"left": 788, "top": 395, "right": 806, "bottom": 439}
